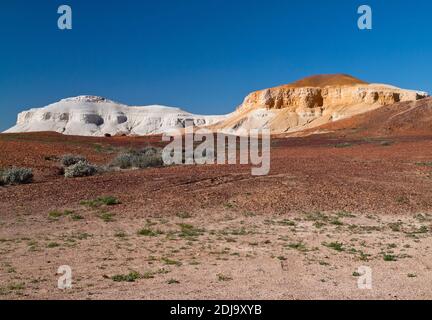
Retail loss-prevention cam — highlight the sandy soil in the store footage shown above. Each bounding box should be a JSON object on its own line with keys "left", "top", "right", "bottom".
{"left": 1, "top": 132, "right": 432, "bottom": 299}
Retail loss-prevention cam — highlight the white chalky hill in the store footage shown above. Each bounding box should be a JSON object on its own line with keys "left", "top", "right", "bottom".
{"left": 4, "top": 95, "right": 228, "bottom": 136}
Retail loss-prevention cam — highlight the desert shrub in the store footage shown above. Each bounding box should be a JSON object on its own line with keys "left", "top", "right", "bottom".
{"left": 0, "top": 167, "right": 33, "bottom": 185}
{"left": 111, "top": 147, "right": 163, "bottom": 169}
{"left": 44, "top": 155, "right": 59, "bottom": 161}
{"left": 111, "top": 153, "right": 135, "bottom": 169}
{"left": 61, "top": 154, "right": 87, "bottom": 167}
{"left": 134, "top": 150, "right": 164, "bottom": 168}
{"left": 111, "top": 271, "right": 141, "bottom": 282}
{"left": 380, "top": 140, "right": 393, "bottom": 146}
{"left": 64, "top": 161, "right": 98, "bottom": 178}
{"left": 80, "top": 196, "right": 121, "bottom": 208}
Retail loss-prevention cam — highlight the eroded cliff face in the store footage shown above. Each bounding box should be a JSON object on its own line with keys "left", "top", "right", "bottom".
{"left": 240, "top": 85, "right": 426, "bottom": 112}
{"left": 213, "top": 77, "right": 428, "bottom": 134}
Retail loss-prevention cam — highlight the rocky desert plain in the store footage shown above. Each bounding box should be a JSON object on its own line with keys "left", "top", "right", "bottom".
{"left": 2, "top": 74, "right": 432, "bottom": 299}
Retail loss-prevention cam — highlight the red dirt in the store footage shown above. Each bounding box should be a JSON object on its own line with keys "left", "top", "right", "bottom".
{"left": 285, "top": 73, "right": 368, "bottom": 88}
{"left": 1, "top": 132, "right": 432, "bottom": 217}
{"left": 2, "top": 131, "right": 432, "bottom": 299}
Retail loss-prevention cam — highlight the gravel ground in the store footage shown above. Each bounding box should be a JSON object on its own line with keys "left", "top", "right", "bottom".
{"left": 1, "top": 132, "right": 432, "bottom": 299}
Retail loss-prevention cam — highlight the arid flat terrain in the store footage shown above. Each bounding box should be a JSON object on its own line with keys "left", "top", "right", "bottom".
{"left": 1, "top": 132, "right": 432, "bottom": 299}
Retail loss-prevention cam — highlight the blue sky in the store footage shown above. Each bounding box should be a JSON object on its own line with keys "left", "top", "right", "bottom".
{"left": 1, "top": 0, "right": 431, "bottom": 131}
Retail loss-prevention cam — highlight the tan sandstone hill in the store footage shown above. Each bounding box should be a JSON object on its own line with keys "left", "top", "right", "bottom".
{"left": 212, "top": 74, "right": 428, "bottom": 134}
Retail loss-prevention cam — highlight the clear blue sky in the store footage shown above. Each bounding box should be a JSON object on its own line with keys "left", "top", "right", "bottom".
{"left": 1, "top": 0, "right": 431, "bottom": 131}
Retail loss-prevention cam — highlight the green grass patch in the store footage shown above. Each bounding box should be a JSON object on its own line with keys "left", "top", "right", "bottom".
{"left": 322, "top": 241, "right": 345, "bottom": 252}
{"left": 114, "top": 231, "right": 127, "bottom": 238}
{"left": 161, "top": 257, "right": 182, "bottom": 266}
{"left": 48, "top": 210, "right": 74, "bottom": 220}
{"left": 286, "top": 242, "right": 308, "bottom": 252}
{"left": 46, "top": 242, "right": 60, "bottom": 248}
{"left": 71, "top": 214, "right": 84, "bottom": 221}
{"left": 80, "top": 196, "right": 121, "bottom": 208}
{"left": 217, "top": 273, "right": 233, "bottom": 281}
{"left": 334, "top": 142, "right": 353, "bottom": 148}
{"left": 137, "top": 228, "right": 163, "bottom": 237}
{"left": 111, "top": 271, "right": 141, "bottom": 282}
{"left": 177, "top": 223, "right": 204, "bottom": 238}
{"left": 383, "top": 254, "right": 397, "bottom": 262}
{"left": 100, "top": 212, "right": 115, "bottom": 222}
{"left": 167, "top": 279, "right": 180, "bottom": 284}
{"left": 416, "top": 161, "right": 432, "bottom": 167}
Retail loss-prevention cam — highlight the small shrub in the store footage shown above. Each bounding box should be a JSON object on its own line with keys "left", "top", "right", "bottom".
{"left": 46, "top": 242, "right": 60, "bottom": 248}
{"left": 217, "top": 273, "right": 233, "bottom": 281}
{"left": 330, "top": 219, "right": 343, "bottom": 226}
{"left": 383, "top": 254, "right": 397, "bottom": 262}
{"left": 142, "top": 271, "right": 155, "bottom": 279}
{"left": 61, "top": 154, "right": 86, "bottom": 167}
{"left": 111, "top": 271, "right": 141, "bottom": 282}
{"left": 161, "top": 257, "right": 182, "bottom": 266}
{"left": 64, "top": 161, "right": 98, "bottom": 178}
{"left": 111, "top": 153, "right": 134, "bottom": 169}
{"left": 137, "top": 228, "right": 163, "bottom": 237}
{"left": 114, "top": 231, "right": 127, "bottom": 238}
{"left": 335, "top": 142, "right": 353, "bottom": 148}
{"left": 0, "top": 167, "right": 33, "bottom": 185}
{"left": 48, "top": 209, "right": 74, "bottom": 220}
{"left": 415, "top": 161, "right": 432, "bottom": 167}
{"left": 98, "top": 196, "right": 121, "bottom": 206}
{"left": 380, "top": 140, "right": 393, "bottom": 146}
{"left": 71, "top": 214, "right": 84, "bottom": 221}
{"left": 167, "top": 279, "right": 180, "bottom": 284}
{"left": 80, "top": 196, "right": 121, "bottom": 208}
{"left": 100, "top": 212, "right": 115, "bottom": 222}
{"left": 278, "top": 219, "right": 296, "bottom": 226}
{"left": 176, "top": 211, "right": 192, "bottom": 219}
{"left": 44, "top": 155, "right": 59, "bottom": 161}
{"left": 396, "top": 196, "right": 409, "bottom": 205}
{"left": 389, "top": 222, "right": 403, "bottom": 232}
{"left": 177, "top": 223, "right": 204, "bottom": 238}
{"left": 48, "top": 210, "right": 64, "bottom": 220}
{"left": 287, "top": 242, "right": 308, "bottom": 252}
{"left": 111, "top": 147, "right": 164, "bottom": 169}
{"left": 323, "top": 241, "right": 345, "bottom": 252}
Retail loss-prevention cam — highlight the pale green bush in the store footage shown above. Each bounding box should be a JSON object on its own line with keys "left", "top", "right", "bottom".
{"left": 111, "top": 147, "right": 163, "bottom": 169}
{"left": 0, "top": 167, "right": 33, "bottom": 185}
{"left": 61, "top": 154, "right": 87, "bottom": 167}
{"left": 64, "top": 161, "right": 98, "bottom": 178}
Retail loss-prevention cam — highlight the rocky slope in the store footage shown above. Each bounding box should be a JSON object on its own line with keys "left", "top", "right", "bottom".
{"left": 293, "top": 96, "right": 432, "bottom": 137}
{"left": 212, "top": 74, "right": 428, "bottom": 134}
{"left": 4, "top": 96, "right": 227, "bottom": 136}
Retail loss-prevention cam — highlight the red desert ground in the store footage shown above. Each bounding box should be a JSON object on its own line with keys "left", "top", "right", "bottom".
{"left": 2, "top": 74, "right": 432, "bottom": 299}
